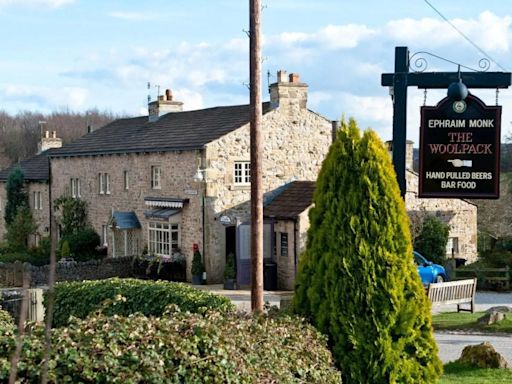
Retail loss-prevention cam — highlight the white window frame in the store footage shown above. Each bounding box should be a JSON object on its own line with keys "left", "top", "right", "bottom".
{"left": 148, "top": 222, "right": 180, "bottom": 257}
{"left": 234, "top": 161, "right": 251, "bottom": 185}
{"left": 124, "top": 170, "right": 129, "bottom": 190}
{"left": 280, "top": 232, "right": 289, "bottom": 257}
{"left": 446, "top": 237, "right": 459, "bottom": 255}
{"left": 151, "top": 166, "right": 161, "bottom": 189}
{"left": 99, "top": 173, "right": 104, "bottom": 194}
{"left": 105, "top": 173, "right": 111, "bottom": 195}
{"left": 71, "top": 178, "right": 81, "bottom": 198}
{"left": 33, "top": 191, "right": 43, "bottom": 210}
{"left": 102, "top": 225, "right": 108, "bottom": 246}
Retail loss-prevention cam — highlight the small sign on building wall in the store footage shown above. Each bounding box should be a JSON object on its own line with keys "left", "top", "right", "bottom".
{"left": 419, "top": 94, "right": 501, "bottom": 199}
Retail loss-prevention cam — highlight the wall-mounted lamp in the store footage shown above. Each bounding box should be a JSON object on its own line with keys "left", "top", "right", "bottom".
{"left": 193, "top": 167, "right": 205, "bottom": 183}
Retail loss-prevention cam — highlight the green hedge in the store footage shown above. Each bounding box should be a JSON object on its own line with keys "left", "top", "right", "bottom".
{"left": 49, "top": 278, "right": 235, "bottom": 327}
{"left": 0, "top": 308, "right": 341, "bottom": 383}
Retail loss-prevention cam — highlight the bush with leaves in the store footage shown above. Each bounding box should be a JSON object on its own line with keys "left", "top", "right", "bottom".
{"left": 191, "top": 248, "right": 204, "bottom": 276}
{"left": 49, "top": 278, "right": 235, "bottom": 327}
{"left": 53, "top": 195, "right": 89, "bottom": 238}
{"left": 4, "top": 167, "right": 27, "bottom": 226}
{"left": 0, "top": 305, "right": 341, "bottom": 383}
{"left": 294, "top": 119, "right": 442, "bottom": 383}
{"left": 414, "top": 215, "right": 450, "bottom": 265}
{"left": 60, "top": 227, "right": 101, "bottom": 261}
{"left": 4, "top": 206, "right": 36, "bottom": 251}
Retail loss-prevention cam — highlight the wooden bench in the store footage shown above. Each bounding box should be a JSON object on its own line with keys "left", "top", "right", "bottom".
{"left": 427, "top": 278, "right": 477, "bottom": 313}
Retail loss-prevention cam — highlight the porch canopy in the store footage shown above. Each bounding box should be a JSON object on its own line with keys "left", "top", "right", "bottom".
{"left": 111, "top": 211, "right": 141, "bottom": 229}
{"left": 143, "top": 196, "right": 189, "bottom": 219}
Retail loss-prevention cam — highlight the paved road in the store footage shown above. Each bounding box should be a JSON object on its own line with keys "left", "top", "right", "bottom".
{"left": 434, "top": 290, "right": 512, "bottom": 363}
{"left": 435, "top": 332, "right": 512, "bottom": 363}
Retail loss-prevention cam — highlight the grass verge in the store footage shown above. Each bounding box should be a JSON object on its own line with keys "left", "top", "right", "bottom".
{"left": 432, "top": 311, "right": 512, "bottom": 333}
{"left": 440, "top": 362, "right": 512, "bottom": 383}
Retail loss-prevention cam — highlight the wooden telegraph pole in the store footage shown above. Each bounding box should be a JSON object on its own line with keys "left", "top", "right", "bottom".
{"left": 249, "top": 0, "right": 263, "bottom": 313}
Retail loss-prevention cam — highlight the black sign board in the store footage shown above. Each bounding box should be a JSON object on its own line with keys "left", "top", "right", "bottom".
{"left": 419, "top": 94, "right": 501, "bottom": 199}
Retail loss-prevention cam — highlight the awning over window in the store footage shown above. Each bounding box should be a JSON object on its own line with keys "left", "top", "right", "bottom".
{"left": 144, "top": 196, "right": 189, "bottom": 208}
{"left": 111, "top": 211, "right": 141, "bottom": 230}
{"left": 144, "top": 208, "right": 181, "bottom": 219}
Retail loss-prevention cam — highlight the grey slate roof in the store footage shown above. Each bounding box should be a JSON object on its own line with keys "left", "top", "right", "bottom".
{"left": 112, "top": 211, "right": 142, "bottom": 230}
{"left": 50, "top": 103, "right": 271, "bottom": 157}
{"left": 0, "top": 149, "right": 55, "bottom": 182}
{"left": 264, "top": 181, "right": 316, "bottom": 220}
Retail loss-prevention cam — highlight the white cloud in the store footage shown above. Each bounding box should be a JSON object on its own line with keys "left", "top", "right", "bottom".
{"left": 386, "top": 11, "right": 512, "bottom": 53}
{"left": 272, "top": 23, "right": 376, "bottom": 50}
{"left": 0, "top": 0, "right": 74, "bottom": 8}
{"left": 109, "top": 11, "right": 161, "bottom": 21}
{"left": 3, "top": 84, "right": 88, "bottom": 110}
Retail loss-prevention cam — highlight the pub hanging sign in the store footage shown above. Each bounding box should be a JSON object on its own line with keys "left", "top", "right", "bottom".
{"left": 419, "top": 93, "right": 501, "bottom": 199}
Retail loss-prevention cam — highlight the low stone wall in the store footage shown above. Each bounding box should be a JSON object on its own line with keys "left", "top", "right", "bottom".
{"left": 0, "top": 257, "right": 134, "bottom": 288}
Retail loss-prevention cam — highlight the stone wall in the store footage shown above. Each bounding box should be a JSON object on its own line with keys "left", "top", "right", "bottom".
{"left": 406, "top": 170, "right": 478, "bottom": 263}
{"left": 0, "top": 257, "right": 133, "bottom": 287}
{"left": 50, "top": 151, "right": 203, "bottom": 280}
{"left": 203, "top": 107, "right": 332, "bottom": 281}
{"left": 0, "top": 181, "right": 50, "bottom": 247}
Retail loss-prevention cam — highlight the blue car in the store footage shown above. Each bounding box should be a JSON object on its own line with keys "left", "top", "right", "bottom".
{"left": 413, "top": 251, "right": 447, "bottom": 285}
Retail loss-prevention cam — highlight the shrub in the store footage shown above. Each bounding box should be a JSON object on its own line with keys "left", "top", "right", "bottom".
{"left": 60, "top": 227, "right": 101, "bottom": 261}
{"left": 414, "top": 215, "right": 450, "bottom": 265}
{"left": 191, "top": 249, "right": 204, "bottom": 276}
{"left": 49, "top": 278, "right": 235, "bottom": 327}
{"left": 0, "top": 307, "right": 13, "bottom": 327}
{"left": 224, "top": 252, "right": 236, "bottom": 280}
{"left": 293, "top": 119, "right": 442, "bottom": 383}
{"left": 5, "top": 206, "right": 36, "bottom": 252}
{"left": 0, "top": 308, "right": 341, "bottom": 383}
{"left": 60, "top": 239, "right": 70, "bottom": 259}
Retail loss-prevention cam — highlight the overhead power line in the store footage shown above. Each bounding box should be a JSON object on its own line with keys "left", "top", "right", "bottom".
{"left": 423, "top": 0, "right": 508, "bottom": 72}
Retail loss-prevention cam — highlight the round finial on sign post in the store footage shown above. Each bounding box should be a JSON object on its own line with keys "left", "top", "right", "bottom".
{"left": 447, "top": 80, "right": 468, "bottom": 101}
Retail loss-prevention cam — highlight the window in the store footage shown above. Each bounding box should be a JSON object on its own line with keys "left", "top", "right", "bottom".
{"left": 34, "top": 234, "right": 40, "bottom": 247}
{"left": 151, "top": 166, "right": 161, "bottom": 189}
{"left": 148, "top": 222, "right": 179, "bottom": 257}
{"left": 70, "top": 178, "right": 81, "bottom": 198}
{"left": 102, "top": 225, "right": 108, "bottom": 246}
{"left": 124, "top": 170, "right": 129, "bottom": 190}
{"left": 33, "top": 191, "right": 43, "bottom": 210}
{"left": 98, "top": 173, "right": 111, "bottom": 195}
{"left": 234, "top": 161, "right": 250, "bottom": 184}
{"left": 446, "top": 237, "right": 459, "bottom": 255}
{"left": 280, "top": 232, "right": 289, "bottom": 257}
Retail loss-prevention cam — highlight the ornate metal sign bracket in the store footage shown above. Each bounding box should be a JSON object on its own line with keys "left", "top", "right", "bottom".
{"left": 381, "top": 46, "right": 511, "bottom": 197}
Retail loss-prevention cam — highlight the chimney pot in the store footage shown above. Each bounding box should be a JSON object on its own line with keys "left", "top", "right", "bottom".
{"left": 45, "top": 131, "right": 50, "bottom": 138}
{"left": 289, "top": 73, "right": 300, "bottom": 83}
{"left": 52, "top": 131, "right": 56, "bottom": 138}
{"left": 277, "top": 70, "right": 288, "bottom": 83}
{"left": 158, "top": 95, "right": 165, "bottom": 101}
{"left": 165, "top": 89, "right": 172, "bottom": 101}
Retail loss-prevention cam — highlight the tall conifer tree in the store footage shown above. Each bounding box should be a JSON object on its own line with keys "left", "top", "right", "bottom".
{"left": 294, "top": 119, "right": 442, "bottom": 383}
{"left": 4, "top": 167, "right": 28, "bottom": 225}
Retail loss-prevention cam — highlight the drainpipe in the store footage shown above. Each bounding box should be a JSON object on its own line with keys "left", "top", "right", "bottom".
{"left": 294, "top": 219, "right": 298, "bottom": 275}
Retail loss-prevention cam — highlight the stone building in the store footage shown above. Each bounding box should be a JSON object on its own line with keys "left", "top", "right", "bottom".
{"left": 387, "top": 141, "right": 478, "bottom": 263}
{"left": 0, "top": 131, "right": 62, "bottom": 246}
{"left": 48, "top": 71, "right": 334, "bottom": 285}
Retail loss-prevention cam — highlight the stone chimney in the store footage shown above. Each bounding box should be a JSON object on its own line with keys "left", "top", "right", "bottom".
{"left": 385, "top": 140, "right": 414, "bottom": 171}
{"left": 269, "top": 70, "right": 308, "bottom": 111}
{"left": 38, "top": 130, "right": 62, "bottom": 154}
{"left": 148, "top": 88, "right": 183, "bottom": 122}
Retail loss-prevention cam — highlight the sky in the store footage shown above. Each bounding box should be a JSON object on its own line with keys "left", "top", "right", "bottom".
{"left": 0, "top": 0, "right": 512, "bottom": 143}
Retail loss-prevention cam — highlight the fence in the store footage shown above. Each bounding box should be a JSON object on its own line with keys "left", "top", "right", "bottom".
{"left": 453, "top": 266, "right": 509, "bottom": 290}
{"left": 0, "top": 288, "right": 45, "bottom": 323}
